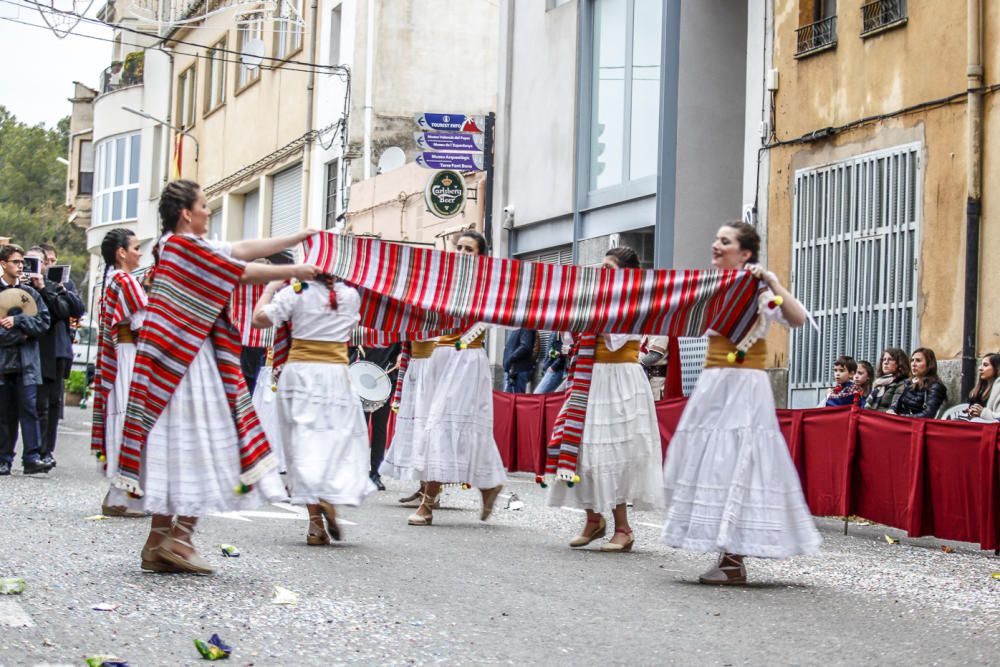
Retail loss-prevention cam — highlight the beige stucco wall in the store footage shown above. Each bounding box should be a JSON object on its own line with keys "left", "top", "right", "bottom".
{"left": 345, "top": 162, "right": 485, "bottom": 248}
{"left": 766, "top": 2, "right": 985, "bottom": 361}
{"left": 170, "top": 8, "right": 314, "bottom": 192}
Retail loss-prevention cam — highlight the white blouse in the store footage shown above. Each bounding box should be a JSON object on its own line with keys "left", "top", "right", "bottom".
{"left": 262, "top": 281, "right": 360, "bottom": 342}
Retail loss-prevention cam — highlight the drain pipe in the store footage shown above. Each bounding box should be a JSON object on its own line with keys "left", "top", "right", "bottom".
{"left": 362, "top": 0, "right": 376, "bottom": 179}
{"left": 301, "top": 0, "right": 320, "bottom": 229}
{"left": 961, "top": 0, "right": 984, "bottom": 397}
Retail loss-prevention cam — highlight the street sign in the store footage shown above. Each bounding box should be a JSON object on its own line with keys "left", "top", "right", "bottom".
{"left": 415, "top": 131, "right": 484, "bottom": 152}
{"left": 425, "top": 170, "right": 467, "bottom": 219}
{"left": 416, "top": 152, "right": 484, "bottom": 171}
{"left": 414, "top": 113, "right": 485, "bottom": 133}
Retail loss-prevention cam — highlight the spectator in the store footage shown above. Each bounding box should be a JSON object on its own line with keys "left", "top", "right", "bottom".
{"left": 824, "top": 355, "right": 858, "bottom": 407}
{"left": 853, "top": 360, "right": 875, "bottom": 409}
{"left": 0, "top": 244, "right": 52, "bottom": 475}
{"left": 865, "top": 347, "right": 910, "bottom": 412}
{"left": 534, "top": 334, "right": 568, "bottom": 394}
{"left": 889, "top": 347, "right": 948, "bottom": 418}
{"left": 502, "top": 327, "right": 537, "bottom": 393}
{"left": 963, "top": 353, "right": 1000, "bottom": 421}
{"left": 27, "top": 245, "right": 84, "bottom": 467}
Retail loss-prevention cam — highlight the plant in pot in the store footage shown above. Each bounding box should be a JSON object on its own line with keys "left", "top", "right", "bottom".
{"left": 65, "top": 369, "right": 88, "bottom": 407}
{"left": 122, "top": 51, "right": 144, "bottom": 86}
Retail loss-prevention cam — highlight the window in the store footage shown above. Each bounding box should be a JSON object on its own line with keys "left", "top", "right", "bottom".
{"left": 78, "top": 140, "right": 94, "bottom": 195}
{"left": 209, "top": 208, "right": 223, "bottom": 240}
{"left": 589, "top": 0, "right": 662, "bottom": 192}
{"left": 205, "top": 37, "right": 227, "bottom": 113}
{"left": 329, "top": 4, "right": 342, "bottom": 67}
{"left": 274, "top": 0, "right": 304, "bottom": 61}
{"left": 788, "top": 144, "right": 921, "bottom": 408}
{"left": 237, "top": 14, "right": 264, "bottom": 90}
{"left": 324, "top": 159, "right": 339, "bottom": 229}
{"left": 796, "top": 0, "right": 837, "bottom": 56}
{"left": 861, "top": 0, "right": 907, "bottom": 37}
{"left": 92, "top": 132, "right": 141, "bottom": 224}
{"left": 176, "top": 65, "right": 196, "bottom": 129}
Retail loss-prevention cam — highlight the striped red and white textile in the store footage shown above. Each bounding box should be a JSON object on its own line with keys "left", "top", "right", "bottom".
{"left": 230, "top": 282, "right": 274, "bottom": 348}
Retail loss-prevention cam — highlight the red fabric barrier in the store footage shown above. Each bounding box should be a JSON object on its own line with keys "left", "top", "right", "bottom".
{"left": 494, "top": 390, "right": 1000, "bottom": 550}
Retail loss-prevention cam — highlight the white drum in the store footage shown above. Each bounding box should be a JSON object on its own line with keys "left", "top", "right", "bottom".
{"left": 349, "top": 361, "right": 392, "bottom": 412}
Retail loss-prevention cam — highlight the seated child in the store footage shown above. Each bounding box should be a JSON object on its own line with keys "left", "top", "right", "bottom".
{"left": 825, "top": 355, "right": 858, "bottom": 407}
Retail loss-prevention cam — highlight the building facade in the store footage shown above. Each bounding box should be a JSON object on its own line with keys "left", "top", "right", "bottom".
{"left": 766, "top": 0, "right": 996, "bottom": 408}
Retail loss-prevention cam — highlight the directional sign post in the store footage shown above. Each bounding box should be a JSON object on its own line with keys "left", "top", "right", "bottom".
{"left": 415, "top": 131, "right": 485, "bottom": 152}
{"left": 414, "top": 113, "right": 486, "bottom": 133}
{"left": 416, "top": 152, "right": 484, "bottom": 172}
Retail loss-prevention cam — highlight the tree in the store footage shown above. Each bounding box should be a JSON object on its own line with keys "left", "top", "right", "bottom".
{"left": 0, "top": 106, "right": 90, "bottom": 298}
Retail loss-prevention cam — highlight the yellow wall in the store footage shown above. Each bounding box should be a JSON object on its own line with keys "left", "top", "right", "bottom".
{"left": 767, "top": 1, "right": 998, "bottom": 360}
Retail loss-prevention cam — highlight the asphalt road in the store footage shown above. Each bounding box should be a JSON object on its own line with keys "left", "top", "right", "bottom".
{"left": 0, "top": 407, "right": 997, "bottom": 666}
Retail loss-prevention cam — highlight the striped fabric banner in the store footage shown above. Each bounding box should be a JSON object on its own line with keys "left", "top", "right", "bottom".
{"left": 114, "top": 234, "right": 276, "bottom": 496}
{"left": 302, "top": 232, "right": 762, "bottom": 341}
{"left": 90, "top": 270, "right": 147, "bottom": 462}
{"left": 230, "top": 283, "right": 274, "bottom": 348}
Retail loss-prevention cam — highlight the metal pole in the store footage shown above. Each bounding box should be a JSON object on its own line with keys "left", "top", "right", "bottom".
{"left": 483, "top": 111, "right": 496, "bottom": 248}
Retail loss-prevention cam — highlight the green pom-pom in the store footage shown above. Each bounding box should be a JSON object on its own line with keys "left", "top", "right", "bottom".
{"left": 235, "top": 483, "right": 251, "bottom": 495}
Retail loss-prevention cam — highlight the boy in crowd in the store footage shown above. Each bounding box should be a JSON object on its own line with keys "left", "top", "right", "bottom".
{"left": 824, "top": 355, "right": 858, "bottom": 407}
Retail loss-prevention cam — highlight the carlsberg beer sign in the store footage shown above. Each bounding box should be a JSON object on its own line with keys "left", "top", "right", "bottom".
{"left": 425, "top": 170, "right": 466, "bottom": 219}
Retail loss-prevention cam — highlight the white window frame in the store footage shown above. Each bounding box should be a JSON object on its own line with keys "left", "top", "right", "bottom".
{"left": 329, "top": 3, "right": 342, "bottom": 67}
{"left": 237, "top": 15, "right": 264, "bottom": 90}
{"left": 205, "top": 36, "right": 227, "bottom": 114}
{"left": 92, "top": 132, "right": 141, "bottom": 225}
{"left": 788, "top": 143, "right": 922, "bottom": 408}
{"left": 274, "top": 0, "right": 304, "bottom": 61}
{"left": 177, "top": 65, "right": 197, "bottom": 129}
{"left": 324, "top": 159, "right": 339, "bottom": 230}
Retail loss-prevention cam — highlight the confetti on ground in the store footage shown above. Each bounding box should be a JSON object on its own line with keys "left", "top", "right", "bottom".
{"left": 219, "top": 544, "right": 240, "bottom": 557}
{"left": 0, "top": 578, "right": 25, "bottom": 595}
{"left": 91, "top": 603, "right": 120, "bottom": 612}
{"left": 884, "top": 534, "right": 900, "bottom": 545}
{"left": 84, "top": 515, "right": 110, "bottom": 521}
{"left": 271, "top": 586, "right": 298, "bottom": 605}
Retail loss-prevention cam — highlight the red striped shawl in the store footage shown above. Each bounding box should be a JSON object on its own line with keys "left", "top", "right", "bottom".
{"left": 230, "top": 283, "right": 274, "bottom": 348}
{"left": 90, "top": 270, "right": 147, "bottom": 462}
{"left": 302, "top": 233, "right": 764, "bottom": 482}
{"left": 114, "top": 234, "right": 276, "bottom": 495}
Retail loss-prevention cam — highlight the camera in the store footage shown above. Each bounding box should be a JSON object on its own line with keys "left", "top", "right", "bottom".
{"left": 21, "top": 256, "right": 40, "bottom": 276}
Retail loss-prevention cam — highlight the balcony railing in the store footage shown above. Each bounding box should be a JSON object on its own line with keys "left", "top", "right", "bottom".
{"left": 98, "top": 52, "right": 144, "bottom": 95}
{"left": 861, "top": 0, "right": 907, "bottom": 36}
{"left": 796, "top": 16, "right": 837, "bottom": 57}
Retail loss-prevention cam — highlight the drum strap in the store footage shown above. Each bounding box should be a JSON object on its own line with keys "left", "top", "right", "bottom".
{"left": 287, "top": 339, "right": 349, "bottom": 364}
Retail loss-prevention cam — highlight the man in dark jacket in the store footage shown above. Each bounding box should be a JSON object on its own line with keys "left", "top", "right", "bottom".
{"left": 0, "top": 244, "right": 53, "bottom": 475}
{"left": 502, "top": 328, "right": 537, "bottom": 393}
{"left": 27, "top": 245, "right": 84, "bottom": 466}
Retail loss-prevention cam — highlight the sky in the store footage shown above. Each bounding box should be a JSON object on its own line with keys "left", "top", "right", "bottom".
{"left": 0, "top": 0, "right": 110, "bottom": 128}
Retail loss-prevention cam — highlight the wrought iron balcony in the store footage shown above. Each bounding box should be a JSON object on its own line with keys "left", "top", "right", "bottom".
{"left": 861, "top": 0, "right": 907, "bottom": 37}
{"left": 796, "top": 16, "right": 837, "bottom": 58}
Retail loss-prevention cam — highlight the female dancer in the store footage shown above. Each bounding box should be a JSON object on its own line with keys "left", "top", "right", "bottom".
{"left": 118, "top": 179, "right": 319, "bottom": 575}
{"left": 252, "top": 274, "right": 375, "bottom": 545}
{"left": 91, "top": 228, "right": 146, "bottom": 517}
{"left": 546, "top": 246, "right": 663, "bottom": 551}
{"left": 661, "top": 222, "right": 821, "bottom": 584}
{"left": 404, "top": 230, "right": 506, "bottom": 526}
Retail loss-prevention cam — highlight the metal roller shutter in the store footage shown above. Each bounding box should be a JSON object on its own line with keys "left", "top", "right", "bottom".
{"left": 270, "top": 163, "right": 303, "bottom": 237}
{"left": 242, "top": 189, "right": 259, "bottom": 240}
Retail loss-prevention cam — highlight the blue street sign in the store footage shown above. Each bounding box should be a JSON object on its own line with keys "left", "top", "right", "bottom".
{"left": 416, "top": 152, "right": 484, "bottom": 171}
{"left": 414, "top": 113, "right": 486, "bottom": 133}
{"left": 415, "top": 131, "right": 485, "bottom": 152}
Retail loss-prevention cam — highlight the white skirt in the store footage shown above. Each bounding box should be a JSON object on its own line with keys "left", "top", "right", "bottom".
{"left": 660, "top": 367, "right": 822, "bottom": 558}
{"left": 385, "top": 347, "right": 506, "bottom": 488}
{"left": 379, "top": 356, "right": 434, "bottom": 480}
{"left": 102, "top": 343, "right": 136, "bottom": 480}
{"left": 546, "top": 363, "right": 664, "bottom": 513}
{"left": 252, "top": 365, "right": 286, "bottom": 473}
{"left": 109, "top": 340, "right": 286, "bottom": 516}
{"left": 276, "top": 361, "right": 375, "bottom": 506}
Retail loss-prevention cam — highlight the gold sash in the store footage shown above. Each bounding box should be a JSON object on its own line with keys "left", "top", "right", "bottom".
{"left": 595, "top": 339, "right": 640, "bottom": 364}
{"left": 287, "top": 339, "right": 349, "bottom": 364}
{"left": 116, "top": 325, "right": 136, "bottom": 343}
{"left": 704, "top": 337, "right": 767, "bottom": 370}
{"left": 436, "top": 332, "right": 485, "bottom": 349}
{"left": 410, "top": 340, "right": 437, "bottom": 359}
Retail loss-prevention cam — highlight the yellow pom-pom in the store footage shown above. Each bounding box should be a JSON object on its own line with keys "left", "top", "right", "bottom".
{"left": 772, "top": 295, "right": 783, "bottom": 306}
{"left": 572, "top": 474, "right": 580, "bottom": 484}
{"left": 98, "top": 454, "right": 106, "bottom": 463}
{"left": 726, "top": 352, "right": 737, "bottom": 364}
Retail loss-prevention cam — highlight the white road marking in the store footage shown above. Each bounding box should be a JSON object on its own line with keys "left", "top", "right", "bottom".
{"left": 210, "top": 503, "right": 358, "bottom": 525}
{"left": 0, "top": 599, "right": 34, "bottom": 627}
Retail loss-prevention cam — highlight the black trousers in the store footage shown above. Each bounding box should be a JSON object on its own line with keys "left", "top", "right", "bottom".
{"left": 0, "top": 375, "right": 43, "bottom": 465}
{"left": 240, "top": 346, "right": 268, "bottom": 395}
{"left": 37, "top": 358, "right": 69, "bottom": 458}
{"left": 367, "top": 399, "right": 391, "bottom": 475}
